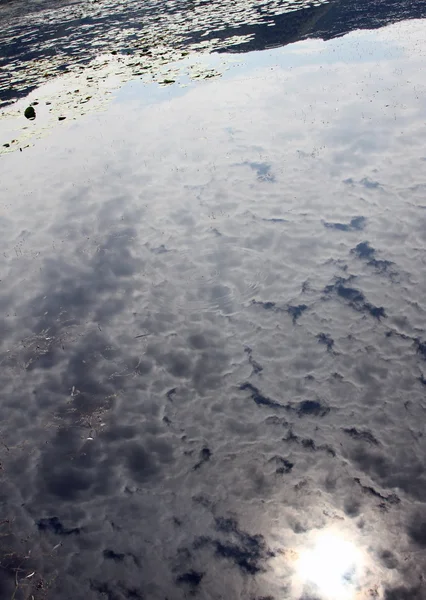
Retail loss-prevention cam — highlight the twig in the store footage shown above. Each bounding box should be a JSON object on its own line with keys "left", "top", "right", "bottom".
{"left": 10, "top": 569, "right": 19, "bottom": 600}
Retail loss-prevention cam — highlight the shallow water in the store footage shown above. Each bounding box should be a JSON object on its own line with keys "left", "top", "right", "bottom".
{"left": 1, "top": 2, "right": 426, "bottom": 600}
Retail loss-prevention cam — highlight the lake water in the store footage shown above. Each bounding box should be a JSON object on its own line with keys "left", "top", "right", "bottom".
{"left": 1, "top": 1, "right": 426, "bottom": 599}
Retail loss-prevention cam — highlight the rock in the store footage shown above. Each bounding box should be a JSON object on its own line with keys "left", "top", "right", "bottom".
{"left": 58, "top": 116, "right": 66, "bottom": 121}
{"left": 24, "top": 106, "right": 36, "bottom": 120}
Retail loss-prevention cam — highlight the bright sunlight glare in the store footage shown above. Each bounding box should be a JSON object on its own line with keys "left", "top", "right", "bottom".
{"left": 296, "top": 530, "right": 364, "bottom": 600}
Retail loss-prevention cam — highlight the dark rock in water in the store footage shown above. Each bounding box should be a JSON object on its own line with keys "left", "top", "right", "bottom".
{"left": 24, "top": 106, "right": 36, "bottom": 120}
{"left": 58, "top": 116, "right": 66, "bottom": 121}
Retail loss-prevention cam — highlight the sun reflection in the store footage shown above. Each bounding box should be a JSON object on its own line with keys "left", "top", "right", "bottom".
{"left": 296, "top": 530, "right": 364, "bottom": 600}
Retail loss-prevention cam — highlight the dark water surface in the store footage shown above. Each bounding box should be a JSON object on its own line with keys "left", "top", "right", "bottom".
{"left": 1, "top": 1, "right": 426, "bottom": 600}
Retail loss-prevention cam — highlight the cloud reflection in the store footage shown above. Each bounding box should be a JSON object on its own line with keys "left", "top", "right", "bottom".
{"left": 0, "top": 16, "right": 426, "bottom": 600}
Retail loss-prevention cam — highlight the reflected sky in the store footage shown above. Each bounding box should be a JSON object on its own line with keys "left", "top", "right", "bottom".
{"left": 1, "top": 15, "right": 426, "bottom": 600}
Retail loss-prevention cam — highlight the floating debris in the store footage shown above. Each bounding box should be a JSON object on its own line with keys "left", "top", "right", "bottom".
{"left": 24, "top": 105, "right": 36, "bottom": 119}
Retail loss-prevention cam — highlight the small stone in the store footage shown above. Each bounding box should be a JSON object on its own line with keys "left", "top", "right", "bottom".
{"left": 58, "top": 116, "right": 66, "bottom": 121}
{"left": 3, "top": 143, "right": 10, "bottom": 148}
{"left": 24, "top": 106, "right": 36, "bottom": 120}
